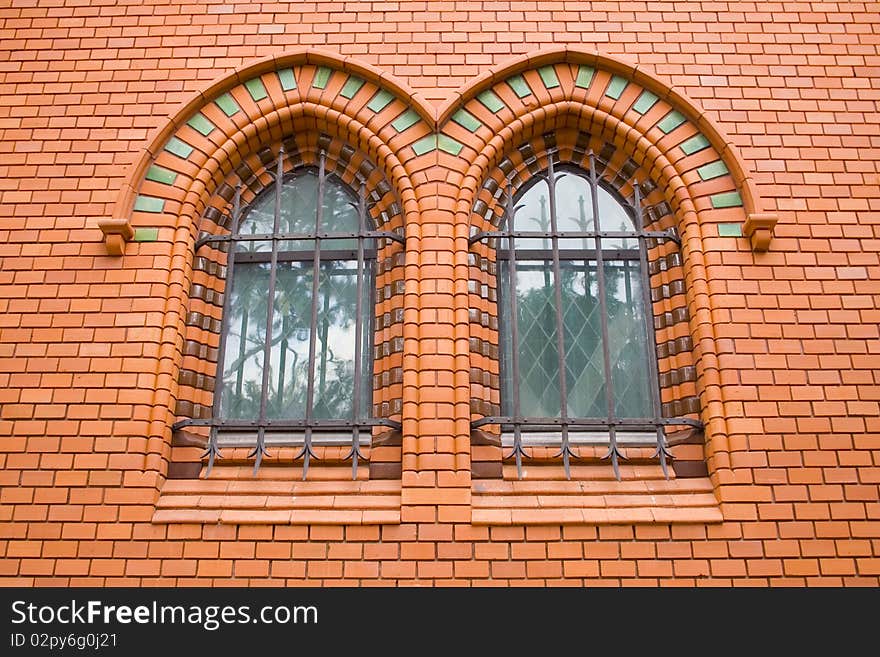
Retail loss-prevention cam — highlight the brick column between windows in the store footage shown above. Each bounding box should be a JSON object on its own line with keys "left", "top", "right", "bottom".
{"left": 400, "top": 179, "right": 472, "bottom": 525}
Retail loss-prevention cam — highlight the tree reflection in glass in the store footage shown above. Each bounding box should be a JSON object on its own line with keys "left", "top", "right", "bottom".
{"left": 500, "top": 169, "right": 652, "bottom": 420}
{"left": 219, "top": 170, "right": 373, "bottom": 422}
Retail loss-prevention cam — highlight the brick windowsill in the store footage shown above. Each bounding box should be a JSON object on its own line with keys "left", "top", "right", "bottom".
{"left": 472, "top": 477, "right": 722, "bottom": 525}
{"left": 152, "top": 479, "right": 401, "bottom": 525}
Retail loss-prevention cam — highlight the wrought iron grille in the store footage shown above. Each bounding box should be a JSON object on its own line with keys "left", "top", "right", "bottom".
{"left": 470, "top": 153, "right": 702, "bottom": 480}
{"left": 173, "top": 150, "right": 404, "bottom": 479}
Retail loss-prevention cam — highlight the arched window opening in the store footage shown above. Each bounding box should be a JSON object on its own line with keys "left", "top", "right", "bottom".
{"left": 174, "top": 150, "right": 404, "bottom": 479}
{"left": 471, "top": 155, "right": 701, "bottom": 480}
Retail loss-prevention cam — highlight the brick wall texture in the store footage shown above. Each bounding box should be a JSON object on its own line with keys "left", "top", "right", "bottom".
{"left": 1, "top": 1, "right": 879, "bottom": 586}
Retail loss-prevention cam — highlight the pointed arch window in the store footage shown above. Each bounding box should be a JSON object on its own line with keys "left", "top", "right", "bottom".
{"left": 177, "top": 152, "right": 403, "bottom": 477}
{"left": 472, "top": 156, "right": 701, "bottom": 479}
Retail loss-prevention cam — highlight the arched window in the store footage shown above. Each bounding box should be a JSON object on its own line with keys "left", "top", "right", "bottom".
{"left": 183, "top": 151, "right": 403, "bottom": 477}
{"left": 483, "top": 156, "right": 692, "bottom": 479}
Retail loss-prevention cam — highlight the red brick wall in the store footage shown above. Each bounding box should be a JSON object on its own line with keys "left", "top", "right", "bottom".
{"left": 1, "top": 2, "right": 879, "bottom": 585}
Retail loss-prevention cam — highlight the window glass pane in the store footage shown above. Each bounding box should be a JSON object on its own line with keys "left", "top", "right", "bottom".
{"left": 220, "top": 259, "right": 372, "bottom": 421}
{"left": 501, "top": 167, "right": 655, "bottom": 425}
{"left": 238, "top": 171, "right": 359, "bottom": 252}
{"left": 311, "top": 260, "right": 369, "bottom": 420}
{"left": 513, "top": 178, "right": 551, "bottom": 249}
{"left": 553, "top": 172, "right": 593, "bottom": 232}
{"left": 597, "top": 187, "right": 635, "bottom": 249}
{"left": 560, "top": 259, "right": 607, "bottom": 418}
{"left": 266, "top": 261, "right": 314, "bottom": 419}
{"left": 501, "top": 257, "right": 653, "bottom": 420}
{"left": 505, "top": 259, "right": 561, "bottom": 418}
{"left": 605, "top": 259, "right": 652, "bottom": 418}
{"left": 219, "top": 262, "right": 271, "bottom": 419}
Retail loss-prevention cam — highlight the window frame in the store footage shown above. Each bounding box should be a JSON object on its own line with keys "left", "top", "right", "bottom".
{"left": 471, "top": 154, "right": 701, "bottom": 479}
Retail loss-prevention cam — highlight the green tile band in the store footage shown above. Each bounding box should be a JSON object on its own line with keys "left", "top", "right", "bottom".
{"left": 412, "top": 135, "right": 437, "bottom": 156}
{"left": 215, "top": 93, "right": 240, "bottom": 117}
{"left": 476, "top": 90, "right": 505, "bottom": 113}
{"left": 710, "top": 191, "right": 743, "bottom": 209}
{"left": 717, "top": 223, "right": 743, "bottom": 237}
{"left": 575, "top": 66, "right": 594, "bottom": 89}
{"left": 657, "top": 110, "right": 687, "bottom": 134}
{"left": 134, "top": 195, "right": 165, "bottom": 213}
{"left": 681, "top": 134, "right": 711, "bottom": 155}
{"left": 391, "top": 109, "right": 420, "bottom": 132}
{"left": 633, "top": 90, "right": 659, "bottom": 115}
{"left": 367, "top": 89, "right": 394, "bottom": 113}
{"left": 133, "top": 228, "right": 160, "bottom": 242}
{"left": 244, "top": 77, "right": 268, "bottom": 101}
{"left": 145, "top": 164, "right": 177, "bottom": 185}
{"left": 186, "top": 113, "right": 215, "bottom": 137}
{"left": 312, "top": 67, "right": 331, "bottom": 89}
{"left": 506, "top": 75, "right": 531, "bottom": 98}
{"left": 451, "top": 109, "right": 481, "bottom": 132}
{"left": 164, "top": 137, "right": 193, "bottom": 159}
{"left": 438, "top": 134, "right": 463, "bottom": 156}
{"left": 538, "top": 66, "right": 560, "bottom": 89}
{"left": 340, "top": 76, "right": 365, "bottom": 99}
{"left": 277, "top": 69, "right": 296, "bottom": 91}
{"left": 605, "top": 75, "right": 628, "bottom": 99}
{"left": 697, "top": 160, "right": 730, "bottom": 181}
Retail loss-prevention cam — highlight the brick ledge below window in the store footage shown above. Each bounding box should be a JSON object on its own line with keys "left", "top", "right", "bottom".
{"left": 152, "top": 480, "right": 401, "bottom": 525}
{"left": 472, "top": 477, "right": 722, "bottom": 525}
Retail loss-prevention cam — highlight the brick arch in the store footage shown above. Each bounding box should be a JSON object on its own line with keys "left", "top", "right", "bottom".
{"left": 439, "top": 47, "right": 775, "bottom": 249}
{"left": 110, "top": 51, "right": 429, "bottom": 477}
{"left": 444, "top": 58, "right": 761, "bottom": 486}
{"left": 107, "top": 49, "right": 432, "bottom": 236}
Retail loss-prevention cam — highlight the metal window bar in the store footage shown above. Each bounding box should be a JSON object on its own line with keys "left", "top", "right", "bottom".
{"left": 175, "top": 149, "right": 403, "bottom": 479}
{"left": 474, "top": 154, "right": 702, "bottom": 480}
{"left": 587, "top": 151, "right": 623, "bottom": 479}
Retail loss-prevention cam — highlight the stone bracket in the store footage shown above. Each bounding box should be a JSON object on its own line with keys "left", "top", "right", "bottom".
{"left": 98, "top": 218, "right": 135, "bottom": 256}
{"left": 743, "top": 213, "right": 778, "bottom": 251}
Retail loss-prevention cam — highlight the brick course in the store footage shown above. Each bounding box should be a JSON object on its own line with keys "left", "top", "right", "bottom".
{"left": 1, "top": 1, "right": 879, "bottom": 586}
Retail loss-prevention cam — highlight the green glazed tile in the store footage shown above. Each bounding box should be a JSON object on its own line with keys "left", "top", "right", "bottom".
{"left": 312, "top": 66, "right": 331, "bottom": 89}
{"left": 717, "top": 223, "right": 743, "bottom": 237}
{"left": 391, "top": 109, "right": 420, "bottom": 132}
{"left": 340, "top": 76, "right": 364, "bottom": 99}
{"left": 186, "top": 113, "right": 215, "bottom": 137}
{"left": 277, "top": 69, "right": 296, "bottom": 91}
{"left": 710, "top": 191, "right": 743, "bottom": 209}
{"left": 164, "top": 136, "right": 193, "bottom": 159}
{"left": 244, "top": 77, "right": 268, "bottom": 101}
{"left": 538, "top": 66, "right": 560, "bottom": 89}
{"left": 133, "top": 228, "right": 159, "bottom": 242}
{"left": 145, "top": 164, "right": 177, "bottom": 185}
{"left": 697, "top": 160, "right": 730, "bottom": 181}
{"left": 412, "top": 135, "right": 437, "bottom": 156}
{"left": 575, "top": 66, "right": 594, "bottom": 88}
{"left": 367, "top": 89, "right": 394, "bottom": 113}
{"left": 476, "top": 90, "right": 505, "bottom": 113}
{"left": 215, "top": 93, "right": 240, "bottom": 117}
{"left": 681, "top": 133, "right": 711, "bottom": 155}
{"left": 605, "top": 75, "right": 628, "bottom": 99}
{"left": 506, "top": 74, "right": 531, "bottom": 98}
{"left": 438, "top": 134, "right": 463, "bottom": 156}
{"left": 633, "top": 90, "right": 659, "bottom": 115}
{"left": 134, "top": 195, "right": 165, "bottom": 213}
{"left": 451, "top": 109, "right": 481, "bottom": 133}
{"left": 657, "top": 110, "right": 687, "bottom": 134}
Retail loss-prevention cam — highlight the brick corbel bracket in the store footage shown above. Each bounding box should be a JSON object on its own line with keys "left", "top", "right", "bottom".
{"left": 743, "top": 213, "right": 778, "bottom": 252}
{"left": 98, "top": 218, "right": 135, "bottom": 256}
